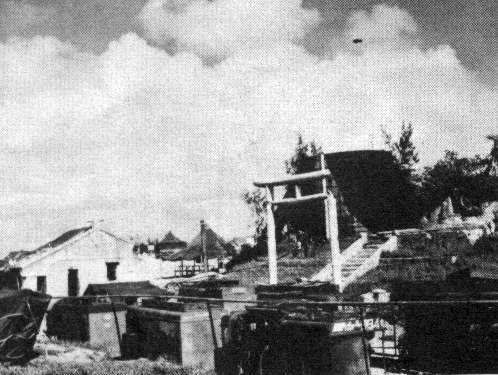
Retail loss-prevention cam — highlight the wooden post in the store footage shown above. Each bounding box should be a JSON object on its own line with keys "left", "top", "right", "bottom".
{"left": 327, "top": 194, "right": 341, "bottom": 285}
{"left": 321, "top": 154, "right": 331, "bottom": 240}
{"left": 324, "top": 196, "right": 331, "bottom": 241}
{"left": 206, "top": 301, "right": 218, "bottom": 349}
{"left": 295, "top": 185, "right": 301, "bottom": 198}
{"left": 110, "top": 299, "right": 123, "bottom": 356}
{"left": 266, "top": 187, "right": 278, "bottom": 285}
{"left": 201, "top": 220, "right": 208, "bottom": 272}
{"left": 360, "top": 307, "right": 372, "bottom": 375}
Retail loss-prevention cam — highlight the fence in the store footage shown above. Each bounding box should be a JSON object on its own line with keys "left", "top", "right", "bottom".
{"left": 27, "top": 294, "right": 498, "bottom": 375}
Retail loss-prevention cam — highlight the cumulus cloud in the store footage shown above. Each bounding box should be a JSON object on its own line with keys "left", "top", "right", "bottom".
{"left": 0, "top": 2, "right": 496, "bottom": 252}
{"left": 0, "top": 1, "right": 54, "bottom": 35}
{"left": 346, "top": 4, "right": 418, "bottom": 44}
{"left": 138, "top": 0, "right": 321, "bottom": 60}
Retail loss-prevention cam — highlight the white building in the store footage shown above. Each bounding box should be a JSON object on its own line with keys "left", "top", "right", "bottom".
{"left": 4, "top": 225, "right": 177, "bottom": 296}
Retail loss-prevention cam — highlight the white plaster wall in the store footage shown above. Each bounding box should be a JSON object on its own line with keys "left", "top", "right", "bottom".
{"left": 20, "top": 230, "right": 152, "bottom": 296}
{"left": 120, "top": 255, "right": 180, "bottom": 280}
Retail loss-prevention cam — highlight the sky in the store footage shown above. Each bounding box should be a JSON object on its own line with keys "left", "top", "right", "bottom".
{"left": 0, "top": 0, "right": 496, "bottom": 255}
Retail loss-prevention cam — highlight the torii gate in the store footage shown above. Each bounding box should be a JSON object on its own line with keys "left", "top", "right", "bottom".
{"left": 254, "top": 154, "right": 341, "bottom": 285}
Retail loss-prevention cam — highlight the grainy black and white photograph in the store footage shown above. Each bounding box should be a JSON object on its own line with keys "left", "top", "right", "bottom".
{"left": 0, "top": 0, "right": 497, "bottom": 374}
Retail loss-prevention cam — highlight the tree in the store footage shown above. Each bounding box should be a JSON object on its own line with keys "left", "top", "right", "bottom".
{"left": 421, "top": 150, "right": 498, "bottom": 216}
{"left": 241, "top": 188, "right": 266, "bottom": 238}
{"left": 285, "top": 135, "right": 322, "bottom": 175}
{"left": 279, "top": 136, "right": 326, "bottom": 243}
{"left": 383, "top": 122, "right": 419, "bottom": 172}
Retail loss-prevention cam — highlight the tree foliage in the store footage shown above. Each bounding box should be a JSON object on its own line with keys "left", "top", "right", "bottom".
{"left": 383, "top": 122, "right": 419, "bottom": 172}
{"left": 285, "top": 135, "right": 322, "bottom": 175}
{"left": 420, "top": 150, "right": 498, "bottom": 215}
{"left": 241, "top": 188, "right": 266, "bottom": 238}
{"left": 279, "top": 136, "right": 326, "bottom": 240}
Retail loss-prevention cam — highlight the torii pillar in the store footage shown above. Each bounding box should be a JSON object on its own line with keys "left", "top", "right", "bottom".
{"left": 265, "top": 186, "right": 278, "bottom": 285}
{"left": 325, "top": 192, "right": 341, "bottom": 285}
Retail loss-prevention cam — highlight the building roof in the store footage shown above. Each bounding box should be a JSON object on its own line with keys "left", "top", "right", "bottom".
{"left": 168, "top": 225, "right": 228, "bottom": 261}
{"left": 36, "top": 226, "right": 92, "bottom": 252}
{"left": 158, "top": 231, "right": 186, "bottom": 245}
{"left": 0, "top": 226, "right": 92, "bottom": 270}
{"left": 324, "top": 150, "right": 422, "bottom": 232}
{"left": 83, "top": 281, "right": 168, "bottom": 296}
{"left": 0, "top": 226, "right": 131, "bottom": 271}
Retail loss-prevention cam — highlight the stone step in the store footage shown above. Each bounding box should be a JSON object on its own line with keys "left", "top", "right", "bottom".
{"left": 340, "top": 244, "right": 384, "bottom": 280}
{"left": 359, "top": 247, "right": 378, "bottom": 253}
{"left": 343, "top": 268, "right": 362, "bottom": 274}
{"left": 346, "top": 255, "right": 373, "bottom": 262}
{"left": 342, "top": 262, "right": 363, "bottom": 267}
{"left": 342, "top": 268, "right": 360, "bottom": 273}
{"left": 353, "top": 253, "right": 375, "bottom": 258}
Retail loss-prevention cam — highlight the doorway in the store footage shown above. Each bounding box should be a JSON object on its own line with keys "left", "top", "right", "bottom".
{"left": 68, "top": 268, "right": 79, "bottom": 296}
{"left": 36, "top": 276, "right": 46, "bottom": 294}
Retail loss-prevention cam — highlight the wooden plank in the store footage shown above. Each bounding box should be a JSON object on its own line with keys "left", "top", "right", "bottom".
{"left": 271, "top": 193, "right": 327, "bottom": 206}
{"left": 253, "top": 169, "right": 330, "bottom": 187}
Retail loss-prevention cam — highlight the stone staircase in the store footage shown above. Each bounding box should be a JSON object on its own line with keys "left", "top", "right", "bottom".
{"left": 341, "top": 243, "right": 381, "bottom": 280}
{"left": 311, "top": 235, "right": 398, "bottom": 291}
{"left": 340, "top": 236, "right": 397, "bottom": 290}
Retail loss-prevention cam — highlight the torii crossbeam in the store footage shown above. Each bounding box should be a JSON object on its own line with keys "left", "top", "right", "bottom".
{"left": 254, "top": 154, "right": 341, "bottom": 285}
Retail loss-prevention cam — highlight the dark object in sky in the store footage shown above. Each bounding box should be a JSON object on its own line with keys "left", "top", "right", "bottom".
{"left": 0, "top": 289, "right": 51, "bottom": 364}
{"left": 352, "top": 38, "right": 363, "bottom": 44}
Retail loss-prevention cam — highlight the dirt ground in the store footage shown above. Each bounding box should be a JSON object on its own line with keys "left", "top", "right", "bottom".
{"left": 0, "top": 337, "right": 407, "bottom": 375}
{"left": 0, "top": 339, "right": 213, "bottom": 375}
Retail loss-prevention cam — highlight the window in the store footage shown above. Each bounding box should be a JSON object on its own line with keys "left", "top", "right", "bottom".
{"left": 36, "top": 276, "right": 46, "bottom": 294}
{"left": 19, "top": 276, "right": 26, "bottom": 290}
{"left": 106, "top": 262, "right": 119, "bottom": 281}
{"left": 68, "top": 269, "right": 79, "bottom": 296}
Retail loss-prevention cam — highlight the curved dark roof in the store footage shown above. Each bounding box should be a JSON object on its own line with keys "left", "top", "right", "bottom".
{"left": 324, "top": 150, "right": 422, "bottom": 232}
